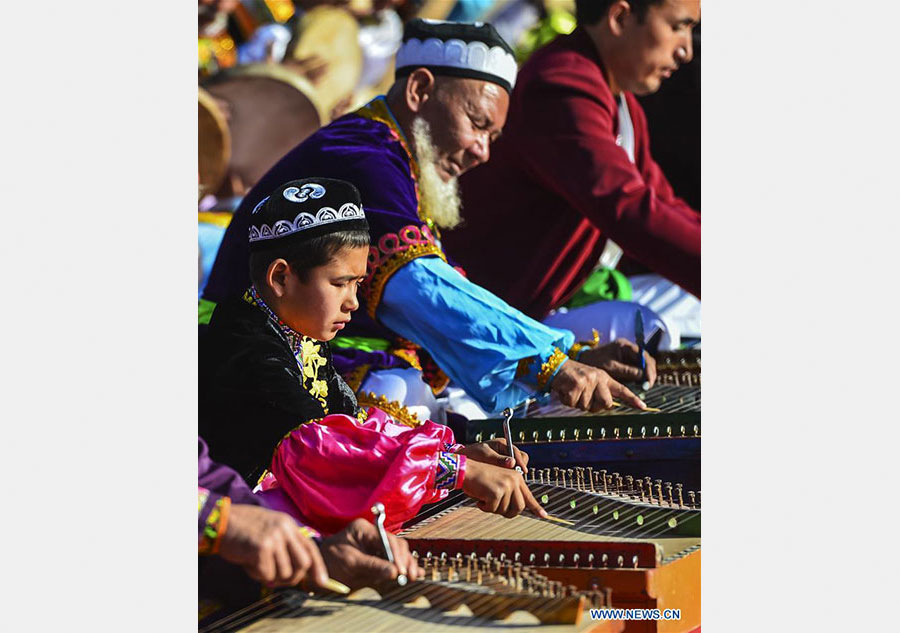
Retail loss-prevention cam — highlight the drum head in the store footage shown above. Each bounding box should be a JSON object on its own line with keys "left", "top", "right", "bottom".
{"left": 198, "top": 87, "right": 231, "bottom": 198}
{"left": 202, "top": 64, "right": 324, "bottom": 196}
{"left": 291, "top": 6, "right": 363, "bottom": 115}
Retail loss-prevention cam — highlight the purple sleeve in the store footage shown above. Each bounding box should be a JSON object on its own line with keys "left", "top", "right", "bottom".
{"left": 198, "top": 437, "right": 261, "bottom": 507}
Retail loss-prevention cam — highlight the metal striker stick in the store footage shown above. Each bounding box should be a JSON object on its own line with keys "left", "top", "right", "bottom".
{"left": 501, "top": 407, "right": 523, "bottom": 474}
{"left": 371, "top": 502, "right": 408, "bottom": 586}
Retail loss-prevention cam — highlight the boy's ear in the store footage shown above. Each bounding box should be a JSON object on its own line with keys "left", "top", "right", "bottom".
{"left": 265, "top": 258, "right": 292, "bottom": 297}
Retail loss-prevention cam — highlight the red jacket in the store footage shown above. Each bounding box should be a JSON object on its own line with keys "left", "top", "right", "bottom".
{"left": 445, "top": 27, "right": 700, "bottom": 320}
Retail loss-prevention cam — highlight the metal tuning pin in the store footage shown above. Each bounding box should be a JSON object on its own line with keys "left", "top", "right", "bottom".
{"left": 625, "top": 475, "right": 634, "bottom": 495}
{"left": 675, "top": 483, "right": 684, "bottom": 508}
{"left": 587, "top": 467, "right": 595, "bottom": 492}
{"left": 636, "top": 479, "right": 645, "bottom": 501}
{"left": 370, "top": 503, "right": 408, "bottom": 586}
{"left": 599, "top": 469, "right": 608, "bottom": 493}
{"left": 687, "top": 491, "right": 696, "bottom": 508}
{"left": 665, "top": 482, "right": 674, "bottom": 506}
{"left": 655, "top": 480, "right": 664, "bottom": 505}
{"left": 566, "top": 468, "right": 575, "bottom": 488}
{"left": 553, "top": 466, "right": 560, "bottom": 486}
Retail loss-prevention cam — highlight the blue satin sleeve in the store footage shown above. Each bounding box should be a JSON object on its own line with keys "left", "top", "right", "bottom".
{"left": 376, "top": 256, "right": 575, "bottom": 414}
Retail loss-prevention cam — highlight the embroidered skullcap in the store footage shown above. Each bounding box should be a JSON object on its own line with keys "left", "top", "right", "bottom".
{"left": 248, "top": 177, "right": 368, "bottom": 252}
{"left": 395, "top": 19, "right": 517, "bottom": 93}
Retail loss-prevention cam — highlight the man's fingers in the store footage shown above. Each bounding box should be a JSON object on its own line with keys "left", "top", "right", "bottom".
{"left": 522, "top": 482, "right": 548, "bottom": 519}
{"left": 355, "top": 552, "right": 400, "bottom": 585}
{"left": 386, "top": 534, "right": 411, "bottom": 579}
{"left": 284, "top": 534, "right": 314, "bottom": 586}
{"left": 604, "top": 360, "right": 645, "bottom": 383}
{"left": 256, "top": 549, "right": 277, "bottom": 584}
{"left": 273, "top": 535, "right": 298, "bottom": 585}
{"left": 610, "top": 380, "right": 647, "bottom": 410}
{"left": 305, "top": 542, "right": 331, "bottom": 589}
{"left": 590, "top": 383, "right": 614, "bottom": 411}
{"left": 512, "top": 445, "right": 529, "bottom": 472}
{"left": 643, "top": 354, "right": 657, "bottom": 386}
{"left": 578, "top": 385, "right": 593, "bottom": 411}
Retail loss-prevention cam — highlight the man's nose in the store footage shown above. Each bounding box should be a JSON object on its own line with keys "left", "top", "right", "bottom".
{"left": 468, "top": 132, "right": 490, "bottom": 166}
{"left": 677, "top": 35, "right": 694, "bottom": 64}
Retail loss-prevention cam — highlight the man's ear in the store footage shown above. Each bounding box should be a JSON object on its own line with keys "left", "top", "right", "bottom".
{"left": 607, "top": 0, "right": 633, "bottom": 36}
{"left": 265, "top": 258, "right": 292, "bottom": 298}
{"left": 404, "top": 68, "right": 437, "bottom": 114}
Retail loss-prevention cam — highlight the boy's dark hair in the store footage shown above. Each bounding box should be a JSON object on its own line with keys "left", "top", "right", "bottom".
{"left": 249, "top": 229, "right": 370, "bottom": 285}
{"left": 576, "top": 0, "right": 663, "bottom": 25}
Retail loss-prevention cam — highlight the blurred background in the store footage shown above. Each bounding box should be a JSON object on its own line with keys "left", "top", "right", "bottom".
{"left": 198, "top": 0, "right": 699, "bottom": 293}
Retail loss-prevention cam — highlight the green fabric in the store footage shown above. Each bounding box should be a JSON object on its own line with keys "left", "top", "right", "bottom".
{"left": 330, "top": 336, "right": 391, "bottom": 352}
{"left": 565, "top": 268, "right": 633, "bottom": 309}
{"left": 198, "top": 298, "right": 217, "bottom": 325}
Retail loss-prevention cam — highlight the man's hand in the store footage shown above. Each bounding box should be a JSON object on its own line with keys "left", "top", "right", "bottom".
{"left": 319, "top": 519, "right": 423, "bottom": 589}
{"left": 551, "top": 360, "right": 647, "bottom": 412}
{"left": 578, "top": 339, "right": 657, "bottom": 387}
{"left": 461, "top": 440, "right": 529, "bottom": 473}
{"left": 462, "top": 460, "right": 548, "bottom": 519}
{"left": 218, "top": 504, "right": 330, "bottom": 589}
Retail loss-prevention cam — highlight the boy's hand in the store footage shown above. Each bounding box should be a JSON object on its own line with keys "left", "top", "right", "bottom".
{"left": 461, "top": 440, "right": 529, "bottom": 473}
{"left": 319, "top": 519, "right": 423, "bottom": 589}
{"left": 462, "top": 460, "right": 547, "bottom": 519}
{"left": 550, "top": 360, "right": 646, "bottom": 412}
{"left": 218, "top": 504, "right": 330, "bottom": 589}
{"left": 578, "top": 339, "right": 657, "bottom": 387}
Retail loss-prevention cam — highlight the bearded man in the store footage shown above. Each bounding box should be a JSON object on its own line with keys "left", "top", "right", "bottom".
{"left": 202, "top": 19, "right": 655, "bottom": 420}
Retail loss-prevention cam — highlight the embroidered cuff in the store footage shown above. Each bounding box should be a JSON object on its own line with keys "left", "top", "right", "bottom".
{"left": 568, "top": 328, "right": 601, "bottom": 361}
{"left": 443, "top": 442, "right": 465, "bottom": 453}
{"left": 435, "top": 452, "right": 466, "bottom": 490}
{"left": 515, "top": 347, "right": 569, "bottom": 391}
{"left": 198, "top": 489, "right": 232, "bottom": 555}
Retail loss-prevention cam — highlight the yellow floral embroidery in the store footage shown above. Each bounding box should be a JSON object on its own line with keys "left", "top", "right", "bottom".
{"left": 357, "top": 391, "right": 423, "bottom": 428}
{"left": 299, "top": 336, "right": 329, "bottom": 412}
{"left": 568, "top": 328, "right": 602, "bottom": 360}
{"left": 310, "top": 380, "right": 328, "bottom": 399}
{"left": 537, "top": 348, "right": 569, "bottom": 390}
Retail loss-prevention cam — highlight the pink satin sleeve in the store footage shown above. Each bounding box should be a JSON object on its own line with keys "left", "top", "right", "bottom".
{"left": 266, "top": 409, "right": 463, "bottom": 534}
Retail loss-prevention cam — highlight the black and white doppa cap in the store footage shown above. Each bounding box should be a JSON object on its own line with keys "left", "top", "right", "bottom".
{"left": 248, "top": 177, "right": 369, "bottom": 251}
{"left": 395, "top": 19, "right": 517, "bottom": 93}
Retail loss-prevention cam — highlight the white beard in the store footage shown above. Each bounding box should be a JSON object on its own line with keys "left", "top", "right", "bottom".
{"left": 411, "top": 117, "right": 462, "bottom": 230}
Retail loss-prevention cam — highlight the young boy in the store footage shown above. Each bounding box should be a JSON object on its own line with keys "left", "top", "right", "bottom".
{"left": 199, "top": 177, "right": 546, "bottom": 534}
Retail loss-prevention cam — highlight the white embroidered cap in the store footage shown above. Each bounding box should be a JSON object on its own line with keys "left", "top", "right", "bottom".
{"left": 395, "top": 19, "right": 517, "bottom": 93}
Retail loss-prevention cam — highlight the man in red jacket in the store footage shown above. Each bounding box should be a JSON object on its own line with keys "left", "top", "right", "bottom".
{"left": 445, "top": 0, "right": 701, "bottom": 334}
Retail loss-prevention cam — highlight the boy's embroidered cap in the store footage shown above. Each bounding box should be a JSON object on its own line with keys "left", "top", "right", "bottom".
{"left": 395, "top": 19, "right": 517, "bottom": 94}
{"left": 248, "top": 177, "right": 369, "bottom": 251}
